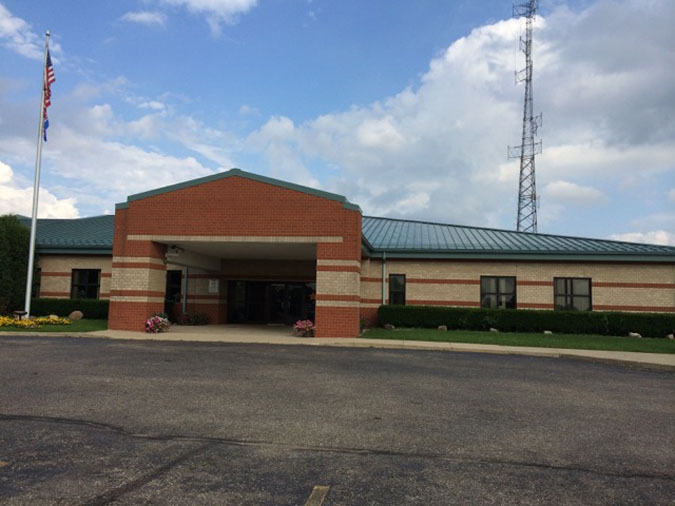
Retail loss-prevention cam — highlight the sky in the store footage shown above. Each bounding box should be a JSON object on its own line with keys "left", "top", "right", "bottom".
{"left": 0, "top": 0, "right": 673, "bottom": 245}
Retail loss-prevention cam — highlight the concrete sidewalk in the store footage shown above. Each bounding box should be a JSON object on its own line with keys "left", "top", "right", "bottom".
{"left": 73, "top": 325, "right": 675, "bottom": 372}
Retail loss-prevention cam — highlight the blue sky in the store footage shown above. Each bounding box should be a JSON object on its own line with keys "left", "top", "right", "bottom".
{"left": 0, "top": 0, "right": 673, "bottom": 244}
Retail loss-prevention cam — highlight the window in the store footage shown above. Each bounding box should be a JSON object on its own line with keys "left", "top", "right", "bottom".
{"left": 71, "top": 269, "right": 101, "bottom": 299}
{"left": 480, "top": 276, "right": 516, "bottom": 309}
{"left": 554, "top": 277, "right": 591, "bottom": 311}
{"left": 389, "top": 274, "right": 406, "bottom": 305}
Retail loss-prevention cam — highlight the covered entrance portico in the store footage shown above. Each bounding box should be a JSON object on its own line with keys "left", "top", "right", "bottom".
{"left": 156, "top": 237, "right": 318, "bottom": 326}
{"left": 108, "top": 169, "right": 363, "bottom": 337}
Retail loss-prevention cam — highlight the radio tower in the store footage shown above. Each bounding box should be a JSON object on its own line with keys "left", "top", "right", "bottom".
{"left": 508, "top": 0, "right": 542, "bottom": 233}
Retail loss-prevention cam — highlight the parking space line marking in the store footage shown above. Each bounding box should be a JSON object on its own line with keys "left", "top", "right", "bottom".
{"left": 305, "top": 485, "right": 330, "bottom": 506}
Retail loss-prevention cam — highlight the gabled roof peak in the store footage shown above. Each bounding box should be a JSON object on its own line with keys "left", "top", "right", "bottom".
{"left": 115, "top": 168, "right": 361, "bottom": 212}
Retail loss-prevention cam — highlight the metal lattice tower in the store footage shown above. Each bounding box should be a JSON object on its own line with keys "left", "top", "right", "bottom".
{"left": 508, "top": 0, "right": 542, "bottom": 233}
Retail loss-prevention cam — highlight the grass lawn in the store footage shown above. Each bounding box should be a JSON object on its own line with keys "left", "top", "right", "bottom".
{"left": 363, "top": 328, "right": 675, "bottom": 354}
{"left": 0, "top": 319, "right": 108, "bottom": 333}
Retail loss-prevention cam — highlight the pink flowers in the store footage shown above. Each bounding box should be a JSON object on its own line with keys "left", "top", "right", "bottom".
{"left": 145, "top": 315, "right": 170, "bottom": 333}
{"left": 293, "top": 319, "right": 315, "bottom": 337}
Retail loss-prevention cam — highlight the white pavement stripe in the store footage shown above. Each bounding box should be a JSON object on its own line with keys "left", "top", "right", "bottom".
{"left": 305, "top": 485, "right": 330, "bottom": 506}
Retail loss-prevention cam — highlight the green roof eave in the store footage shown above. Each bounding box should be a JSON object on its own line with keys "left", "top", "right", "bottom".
{"left": 365, "top": 249, "right": 675, "bottom": 263}
{"left": 119, "top": 168, "right": 361, "bottom": 212}
{"left": 37, "top": 246, "right": 113, "bottom": 255}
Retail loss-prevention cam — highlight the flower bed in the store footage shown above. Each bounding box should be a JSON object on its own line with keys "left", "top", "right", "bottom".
{"left": 293, "top": 319, "right": 315, "bottom": 337}
{"left": 0, "top": 315, "right": 71, "bottom": 329}
{"left": 145, "top": 315, "right": 171, "bottom": 333}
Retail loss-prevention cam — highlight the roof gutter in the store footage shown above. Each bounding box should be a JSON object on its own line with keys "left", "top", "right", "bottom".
{"left": 364, "top": 250, "right": 675, "bottom": 263}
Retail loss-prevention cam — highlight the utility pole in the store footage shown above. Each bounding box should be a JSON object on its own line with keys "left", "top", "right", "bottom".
{"left": 508, "top": 0, "right": 541, "bottom": 233}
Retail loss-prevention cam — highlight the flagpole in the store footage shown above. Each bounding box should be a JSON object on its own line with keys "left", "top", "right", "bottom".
{"left": 24, "top": 30, "right": 51, "bottom": 316}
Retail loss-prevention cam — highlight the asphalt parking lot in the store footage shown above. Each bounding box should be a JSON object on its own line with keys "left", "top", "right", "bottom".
{"left": 0, "top": 335, "right": 673, "bottom": 505}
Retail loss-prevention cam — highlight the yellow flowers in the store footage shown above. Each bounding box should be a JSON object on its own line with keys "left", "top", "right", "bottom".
{"left": 0, "top": 316, "right": 38, "bottom": 328}
{"left": 34, "top": 316, "right": 71, "bottom": 326}
{"left": 0, "top": 315, "right": 72, "bottom": 328}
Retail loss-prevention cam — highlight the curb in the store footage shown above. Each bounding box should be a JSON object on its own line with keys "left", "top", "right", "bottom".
{"left": 2, "top": 331, "right": 674, "bottom": 372}
{"left": 556, "top": 353, "right": 675, "bottom": 372}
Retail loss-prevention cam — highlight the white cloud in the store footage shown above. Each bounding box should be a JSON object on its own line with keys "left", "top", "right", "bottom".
{"left": 243, "top": 0, "right": 675, "bottom": 232}
{"left": 542, "top": 181, "right": 607, "bottom": 206}
{"left": 668, "top": 189, "right": 675, "bottom": 202}
{"left": 47, "top": 130, "right": 211, "bottom": 195}
{"left": 239, "top": 104, "right": 258, "bottom": 116}
{"left": 121, "top": 11, "right": 167, "bottom": 26}
{"left": 609, "top": 231, "right": 675, "bottom": 246}
{"left": 138, "top": 100, "right": 166, "bottom": 111}
{"left": 0, "top": 90, "right": 232, "bottom": 214}
{"left": 0, "top": 161, "right": 79, "bottom": 218}
{"left": 0, "top": 3, "right": 47, "bottom": 59}
{"left": 628, "top": 211, "right": 675, "bottom": 232}
{"left": 157, "top": 0, "right": 258, "bottom": 34}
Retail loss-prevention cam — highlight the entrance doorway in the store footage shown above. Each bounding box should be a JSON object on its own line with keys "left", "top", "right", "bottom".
{"left": 164, "top": 270, "right": 182, "bottom": 321}
{"left": 228, "top": 280, "right": 315, "bottom": 324}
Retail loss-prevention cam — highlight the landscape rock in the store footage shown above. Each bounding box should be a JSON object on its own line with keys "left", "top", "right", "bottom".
{"left": 628, "top": 332, "right": 642, "bottom": 338}
{"left": 543, "top": 330, "right": 553, "bottom": 335}
{"left": 667, "top": 334, "right": 674, "bottom": 340}
{"left": 384, "top": 323, "right": 395, "bottom": 330}
{"left": 48, "top": 314, "right": 59, "bottom": 319}
{"left": 489, "top": 328, "right": 498, "bottom": 333}
{"left": 438, "top": 325, "right": 448, "bottom": 331}
{"left": 69, "top": 311, "right": 84, "bottom": 321}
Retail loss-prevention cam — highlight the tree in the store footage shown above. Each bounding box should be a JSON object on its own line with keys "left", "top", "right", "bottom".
{"left": 0, "top": 214, "right": 32, "bottom": 313}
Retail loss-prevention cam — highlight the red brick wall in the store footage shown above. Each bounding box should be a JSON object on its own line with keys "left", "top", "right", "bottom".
{"left": 109, "top": 175, "right": 362, "bottom": 336}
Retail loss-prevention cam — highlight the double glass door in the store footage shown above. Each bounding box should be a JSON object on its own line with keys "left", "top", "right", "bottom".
{"left": 228, "top": 281, "right": 315, "bottom": 324}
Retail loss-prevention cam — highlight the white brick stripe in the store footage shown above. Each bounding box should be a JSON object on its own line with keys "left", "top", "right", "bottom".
{"left": 113, "top": 256, "right": 165, "bottom": 265}
{"left": 316, "top": 259, "right": 361, "bottom": 267}
{"left": 127, "top": 235, "right": 343, "bottom": 243}
{"left": 315, "top": 300, "right": 360, "bottom": 308}
{"left": 110, "top": 296, "right": 164, "bottom": 303}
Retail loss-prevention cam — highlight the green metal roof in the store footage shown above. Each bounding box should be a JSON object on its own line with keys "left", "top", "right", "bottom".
{"left": 115, "top": 168, "right": 361, "bottom": 212}
{"left": 19, "top": 215, "right": 114, "bottom": 253}
{"left": 16, "top": 208, "right": 675, "bottom": 262}
{"left": 362, "top": 216, "right": 675, "bottom": 262}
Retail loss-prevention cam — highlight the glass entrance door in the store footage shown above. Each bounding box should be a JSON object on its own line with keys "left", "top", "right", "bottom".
{"left": 227, "top": 280, "right": 315, "bottom": 324}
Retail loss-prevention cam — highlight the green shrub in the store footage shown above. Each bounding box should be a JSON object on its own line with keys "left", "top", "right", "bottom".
{"left": 377, "top": 305, "right": 674, "bottom": 338}
{"left": 0, "top": 214, "right": 35, "bottom": 313}
{"left": 30, "top": 298, "right": 109, "bottom": 319}
{"left": 179, "top": 312, "right": 210, "bottom": 325}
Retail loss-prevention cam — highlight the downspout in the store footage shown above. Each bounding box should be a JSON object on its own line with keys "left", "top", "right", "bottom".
{"left": 381, "top": 252, "right": 386, "bottom": 304}
{"left": 182, "top": 265, "right": 189, "bottom": 314}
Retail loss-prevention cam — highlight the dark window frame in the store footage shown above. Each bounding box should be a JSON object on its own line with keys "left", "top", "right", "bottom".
{"left": 480, "top": 276, "right": 517, "bottom": 309}
{"left": 70, "top": 269, "right": 101, "bottom": 300}
{"left": 554, "top": 277, "right": 592, "bottom": 311}
{"left": 389, "top": 274, "right": 406, "bottom": 305}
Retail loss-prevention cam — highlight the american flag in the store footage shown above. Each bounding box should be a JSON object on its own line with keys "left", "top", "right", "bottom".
{"left": 43, "top": 49, "right": 55, "bottom": 141}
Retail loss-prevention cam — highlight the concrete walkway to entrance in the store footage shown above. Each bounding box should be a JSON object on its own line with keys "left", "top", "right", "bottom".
{"left": 82, "top": 324, "right": 675, "bottom": 372}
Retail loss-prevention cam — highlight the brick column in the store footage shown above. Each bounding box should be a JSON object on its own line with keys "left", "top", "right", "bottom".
{"left": 108, "top": 233, "right": 167, "bottom": 331}
{"left": 314, "top": 251, "right": 361, "bottom": 338}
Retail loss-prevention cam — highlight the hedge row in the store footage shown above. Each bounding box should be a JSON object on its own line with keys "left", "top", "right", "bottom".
{"left": 377, "top": 305, "right": 674, "bottom": 338}
{"left": 30, "top": 298, "right": 109, "bottom": 320}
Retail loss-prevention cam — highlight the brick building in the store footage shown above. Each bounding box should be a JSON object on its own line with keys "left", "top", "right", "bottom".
{"left": 29, "top": 169, "right": 675, "bottom": 337}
